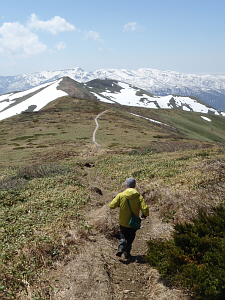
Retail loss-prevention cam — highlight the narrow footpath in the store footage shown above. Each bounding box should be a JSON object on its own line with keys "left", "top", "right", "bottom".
{"left": 49, "top": 164, "right": 191, "bottom": 300}
{"left": 37, "top": 112, "right": 191, "bottom": 300}
{"left": 93, "top": 110, "right": 108, "bottom": 147}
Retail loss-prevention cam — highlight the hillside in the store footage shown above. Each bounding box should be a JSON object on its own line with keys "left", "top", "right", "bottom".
{"left": 0, "top": 77, "right": 225, "bottom": 123}
{"left": 0, "top": 94, "right": 225, "bottom": 299}
{"left": 1, "top": 92, "right": 225, "bottom": 167}
{"left": 84, "top": 78, "right": 225, "bottom": 115}
{"left": 0, "top": 67, "right": 225, "bottom": 111}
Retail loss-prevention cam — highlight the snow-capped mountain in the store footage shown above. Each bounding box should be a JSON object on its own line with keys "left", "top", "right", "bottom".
{"left": 1, "top": 77, "right": 224, "bottom": 122}
{"left": 85, "top": 79, "right": 224, "bottom": 116}
{"left": 0, "top": 67, "right": 225, "bottom": 112}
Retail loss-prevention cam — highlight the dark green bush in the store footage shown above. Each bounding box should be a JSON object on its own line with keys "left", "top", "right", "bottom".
{"left": 195, "top": 151, "right": 210, "bottom": 158}
{"left": 146, "top": 205, "right": 225, "bottom": 300}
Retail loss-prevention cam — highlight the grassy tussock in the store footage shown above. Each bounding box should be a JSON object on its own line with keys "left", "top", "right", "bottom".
{"left": 89, "top": 205, "right": 120, "bottom": 239}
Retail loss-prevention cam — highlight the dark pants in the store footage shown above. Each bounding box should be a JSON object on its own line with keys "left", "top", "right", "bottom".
{"left": 118, "top": 225, "right": 136, "bottom": 255}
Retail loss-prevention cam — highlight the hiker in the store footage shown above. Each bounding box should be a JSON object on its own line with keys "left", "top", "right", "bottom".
{"left": 109, "top": 177, "right": 149, "bottom": 259}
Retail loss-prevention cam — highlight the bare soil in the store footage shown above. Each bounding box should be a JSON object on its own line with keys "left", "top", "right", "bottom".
{"left": 45, "top": 208, "right": 190, "bottom": 300}
{"left": 41, "top": 163, "right": 192, "bottom": 300}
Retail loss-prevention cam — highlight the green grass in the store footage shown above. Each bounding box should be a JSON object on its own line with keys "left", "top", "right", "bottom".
{"left": 94, "top": 146, "right": 224, "bottom": 190}
{"left": 0, "top": 162, "right": 90, "bottom": 299}
{"left": 155, "top": 110, "right": 225, "bottom": 143}
{"left": 123, "top": 106, "right": 225, "bottom": 143}
{"left": 92, "top": 142, "right": 224, "bottom": 299}
{"left": 1, "top": 96, "right": 225, "bottom": 168}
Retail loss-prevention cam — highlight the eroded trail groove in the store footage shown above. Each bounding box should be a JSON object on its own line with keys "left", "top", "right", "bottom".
{"left": 46, "top": 164, "right": 191, "bottom": 300}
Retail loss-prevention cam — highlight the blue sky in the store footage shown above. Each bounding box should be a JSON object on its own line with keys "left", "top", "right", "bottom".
{"left": 0, "top": 0, "right": 225, "bottom": 76}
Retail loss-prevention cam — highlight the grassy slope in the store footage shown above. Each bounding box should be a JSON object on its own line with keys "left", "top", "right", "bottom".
{"left": 0, "top": 95, "right": 225, "bottom": 299}
{"left": 1, "top": 95, "right": 225, "bottom": 169}
{"left": 124, "top": 105, "right": 225, "bottom": 143}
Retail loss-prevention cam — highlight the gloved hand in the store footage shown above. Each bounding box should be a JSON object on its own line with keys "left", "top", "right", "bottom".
{"left": 141, "top": 213, "right": 146, "bottom": 219}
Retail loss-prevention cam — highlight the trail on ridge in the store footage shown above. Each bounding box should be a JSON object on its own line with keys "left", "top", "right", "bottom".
{"left": 93, "top": 110, "right": 108, "bottom": 147}
{"left": 36, "top": 112, "right": 191, "bottom": 300}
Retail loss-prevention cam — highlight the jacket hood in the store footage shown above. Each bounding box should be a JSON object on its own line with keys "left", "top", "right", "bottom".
{"left": 124, "top": 188, "right": 140, "bottom": 199}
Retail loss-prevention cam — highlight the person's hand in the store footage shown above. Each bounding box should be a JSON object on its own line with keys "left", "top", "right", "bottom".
{"left": 141, "top": 213, "right": 146, "bottom": 219}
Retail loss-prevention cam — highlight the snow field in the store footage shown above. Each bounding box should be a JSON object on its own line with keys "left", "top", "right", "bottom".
{"left": 0, "top": 79, "right": 67, "bottom": 121}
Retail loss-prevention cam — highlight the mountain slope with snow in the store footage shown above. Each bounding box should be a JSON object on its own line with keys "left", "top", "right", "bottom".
{"left": 0, "top": 77, "right": 224, "bottom": 122}
{"left": 0, "top": 79, "right": 68, "bottom": 121}
{"left": 0, "top": 67, "right": 225, "bottom": 111}
{"left": 85, "top": 79, "right": 224, "bottom": 115}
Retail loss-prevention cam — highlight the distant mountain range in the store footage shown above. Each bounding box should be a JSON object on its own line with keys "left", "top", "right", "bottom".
{"left": 0, "top": 67, "right": 225, "bottom": 112}
{"left": 1, "top": 77, "right": 224, "bottom": 122}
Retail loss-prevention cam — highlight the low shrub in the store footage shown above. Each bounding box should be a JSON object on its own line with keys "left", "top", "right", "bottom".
{"left": 146, "top": 205, "right": 225, "bottom": 300}
{"left": 0, "top": 164, "right": 74, "bottom": 190}
{"left": 128, "top": 147, "right": 159, "bottom": 156}
{"left": 17, "top": 163, "right": 72, "bottom": 180}
{"left": 0, "top": 178, "right": 27, "bottom": 191}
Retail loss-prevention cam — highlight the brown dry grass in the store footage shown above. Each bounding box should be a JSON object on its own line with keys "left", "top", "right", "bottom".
{"left": 1, "top": 94, "right": 225, "bottom": 299}
{"left": 89, "top": 205, "right": 120, "bottom": 239}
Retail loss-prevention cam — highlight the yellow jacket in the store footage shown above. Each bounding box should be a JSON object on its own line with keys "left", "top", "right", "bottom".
{"left": 109, "top": 188, "right": 149, "bottom": 228}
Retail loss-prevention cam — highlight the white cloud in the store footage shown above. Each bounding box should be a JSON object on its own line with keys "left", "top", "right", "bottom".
{"left": 28, "top": 13, "right": 76, "bottom": 35}
{"left": 84, "top": 31, "right": 104, "bottom": 42}
{"left": 0, "top": 14, "right": 77, "bottom": 58}
{"left": 108, "top": 47, "right": 114, "bottom": 52}
{"left": 0, "top": 22, "right": 47, "bottom": 57}
{"left": 98, "top": 47, "right": 103, "bottom": 51}
{"left": 55, "top": 41, "right": 66, "bottom": 50}
{"left": 123, "top": 22, "right": 141, "bottom": 31}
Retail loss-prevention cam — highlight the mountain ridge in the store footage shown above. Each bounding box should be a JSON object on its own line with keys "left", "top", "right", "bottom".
{"left": 0, "top": 67, "right": 225, "bottom": 111}
{"left": 1, "top": 77, "right": 224, "bottom": 122}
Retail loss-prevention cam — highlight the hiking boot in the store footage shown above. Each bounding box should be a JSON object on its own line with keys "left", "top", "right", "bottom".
{"left": 124, "top": 252, "right": 131, "bottom": 259}
{"left": 116, "top": 250, "right": 123, "bottom": 257}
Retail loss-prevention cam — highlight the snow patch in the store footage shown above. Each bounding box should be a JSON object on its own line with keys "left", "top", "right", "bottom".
{"left": 173, "top": 97, "right": 208, "bottom": 113}
{"left": 201, "top": 116, "right": 211, "bottom": 122}
{"left": 6, "top": 81, "right": 58, "bottom": 102}
{"left": 155, "top": 95, "right": 173, "bottom": 109}
{"left": 90, "top": 83, "right": 223, "bottom": 115}
{"left": 0, "top": 93, "right": 13, "bottom": 101}
{"left": 94, "top": 82, "right": 160, "bottom": 109}
{"left": 129, "top": 112, "right": 173, "bottom": 128}
{"left": 90, "top": 92, "right": 115, "bottom": 104}
{"left": 182, "top": 106, "right": 191, "bottom": 111}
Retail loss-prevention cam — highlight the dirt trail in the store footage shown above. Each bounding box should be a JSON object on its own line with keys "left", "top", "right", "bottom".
{"left": 49, "top": 162, "right": 191, "bottom": 300}
{"left": 92, "top": 110, "right": 108, "bottom": 147}
{"left": 41, "top": 113, "right": 191, "bottom": 300}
